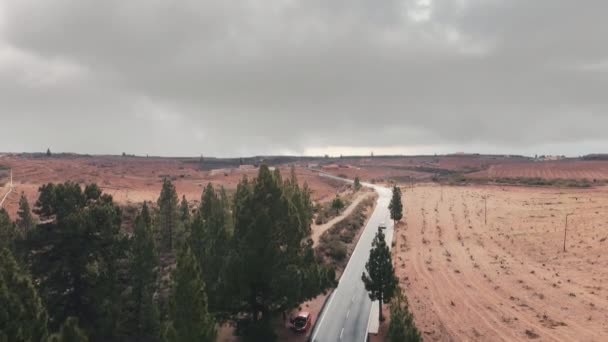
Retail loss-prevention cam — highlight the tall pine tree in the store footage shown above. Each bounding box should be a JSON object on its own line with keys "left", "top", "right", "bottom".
{"left": 229, "top": 166, "right": 334, "bottom": 340}
{"left": 179, "top": 195, "right": 190, "bottom": 225}
{"left": 16, "top": 192, "right": 35, "bottom": 233}
{"left": 389, "top": 185, "right": 403, "bottom": 224}
{"left": 0, "top": 248, "right": 48, "bottom": 341}
{"left": 189, "top": 183, "right": 229, "bottom": 314}
{"left": 0, "top": 209, "right": 16, "bottom": 252}
{"left": 362, "top": 227, "right": 398, "bottom": 321}
{"left": 27, "top": 182, "right": 127, "bottom": 340}
{"left": 167, "top": 247, "right": 216, "bottom": 342}
{"left": 124, "top": 202, "right": 160, "bottom": 340}
{"left": 157, "top": 178, "right": 179, "bottom": 253}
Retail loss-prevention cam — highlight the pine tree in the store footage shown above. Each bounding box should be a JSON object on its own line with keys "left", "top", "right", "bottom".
{"left": 179, "top": 195, "right": 190, "bottom": 225}
{"left": 0, "top": 248, "right": 49, "bottom": 342}
{"left": 168, "top": 247, "right": 216, "bottom": 342}
{"left": 27, "top": 182, "right": 127, "bottom": 338}
{"left": 228, "top": 165, "right": 334, "bottom": 340}
{"left": 46, "top": 148, "right": 52, "bottom": 157}
{"left": 331, "top": 194, "right": 345, "bottom": 215}
{"left": 387, "top": 289, "right": 421, "bottom": 342}
{"left": 0, "top": 209, "right": 16, "bottom": 251}
{"left": 362, "top": 227, "right": 398, "bottom": 321}
{"left": 16, "top": 192, "right": 35, "bottom": 233}
{"left": 389, "top": 185, "right": 403, "bottom": 224}
{"left": 354, "top": 176, "right": 362, "bottom": 191}
{"left": 124, "top": 202, "right": 160, "bottom": 340}
{"left": 189, "top": 183, "right": 229, "bottom": 314}
{"left": 47, "top": 317, "right": 89, "bottom": 342}
{"left": 157, "top": 178, "right": 179, "bottom": 253}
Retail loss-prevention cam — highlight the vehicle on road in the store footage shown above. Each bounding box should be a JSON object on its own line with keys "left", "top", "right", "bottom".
{"left": 379, "top": 221, "right": 387, "bottom": 230}
{"left": 290, "top": 311, "right": 312, "bottom": 333}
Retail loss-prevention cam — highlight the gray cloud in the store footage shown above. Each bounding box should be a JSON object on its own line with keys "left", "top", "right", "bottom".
{"left": 0, "top": 0, "right": 607, "bottom": 156}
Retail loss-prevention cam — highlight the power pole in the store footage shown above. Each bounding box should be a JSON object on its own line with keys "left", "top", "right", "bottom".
{"left": 484, "top": 196, "right": 488, "bottom": 226}
{"left": 564, "top": 213, "right": 573, "bottom": 252}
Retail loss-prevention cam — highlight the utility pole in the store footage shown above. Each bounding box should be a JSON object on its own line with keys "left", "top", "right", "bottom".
{"left": 484, "top": 196, "right": 488, "bottom": 226}
{"left": 564, "top": 213, "right": 573, "bottom": 252}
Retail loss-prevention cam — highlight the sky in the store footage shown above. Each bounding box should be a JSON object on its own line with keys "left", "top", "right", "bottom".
{"left": 0, "top": 0, "right": 607, "bottom": 157}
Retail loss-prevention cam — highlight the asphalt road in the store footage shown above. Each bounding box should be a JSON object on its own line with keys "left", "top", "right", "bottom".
{"left": 311, "top": 174, "right": 393, "bottom": 342}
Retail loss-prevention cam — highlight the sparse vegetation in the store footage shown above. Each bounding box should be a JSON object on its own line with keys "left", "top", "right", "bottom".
{"left": 314, "top": 194, "right": 352, "bottom": 225}
{"left": 318, "top": 196, "right": 375, "bottom": 265}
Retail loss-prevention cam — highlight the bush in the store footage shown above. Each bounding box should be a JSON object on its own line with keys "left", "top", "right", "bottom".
{"left": 326, "top": 240, "right": 347, "bottom": 261}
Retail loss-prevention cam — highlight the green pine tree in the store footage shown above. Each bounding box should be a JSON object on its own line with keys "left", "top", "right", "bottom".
{"left": 387, "top": 289, "right": 421, "bottom": 342}
{"left": 354, "top": 176, "right": 362, "bottom": 191}
{"left": 47, "top": 317, "right": 89, "bottom": 342}
{"left": 362, "top": 227, "right": 398, "bottom": 321}
{"left": 179, "top": 195, "right": 190, "bottom": 225}
{"left": 28, "top": 182, "right": 127, "bottom": 339}
{"left": 0, "top": 209, "right": 16, "bottom": 252}
{"left": 16, "top": 192, "right": 35, "bottom": 233}
{"left": 331, "top": 194, "right": 345, "bottom": 215}
{"left": 0, "top": 248, "right": 49, "bottom": 342}
{"left": 167, "top": 247, "right": 216, "bottom": 342}
{"left": 189, "top": 183, "right": 229, "bottom": 314}
{"left": 228, "top": 165, "right": 334, "bottom": 341}
{"left": 157, "top": 178, "right": 179, "bottom": 253}
{"left": 389, "top": 186, "right": 403, "bottom": 224}
{"left": 124, "top": 202, "right": 160, "bottom": 340}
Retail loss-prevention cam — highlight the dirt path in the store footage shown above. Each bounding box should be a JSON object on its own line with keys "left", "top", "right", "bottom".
{"left": 311, "top": 191, "right": 372, "bottom": 246}
{"left": 394, "top": 184, "right": 608, "bottom": 341}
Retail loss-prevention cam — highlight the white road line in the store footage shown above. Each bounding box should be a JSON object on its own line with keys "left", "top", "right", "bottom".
{"left": 352, "top": 295, "right": 356, "bottom": 302}
{"left": 340, "top": 328, "right": 344, "bottom": 340}
{"left": 310, "top": 290, "right": 336, "bottom": 342}
{"left": 346, "top": 310, "right": 350, "bottom": 318}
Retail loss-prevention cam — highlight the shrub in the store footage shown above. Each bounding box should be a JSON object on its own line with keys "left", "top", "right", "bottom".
{"left": 326, "top": 240, "right": 347, "bottom": 261}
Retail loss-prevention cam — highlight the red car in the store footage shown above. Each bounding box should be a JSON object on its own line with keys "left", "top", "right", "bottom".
{"left": 290, "top": 311, "right": 312, "bottom": 333}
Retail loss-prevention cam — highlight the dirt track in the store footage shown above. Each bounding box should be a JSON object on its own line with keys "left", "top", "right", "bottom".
{"left": 395, "top": 184, "right": 608, "bottom": 341}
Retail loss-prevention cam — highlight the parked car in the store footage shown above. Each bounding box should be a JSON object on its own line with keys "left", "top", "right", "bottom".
{"left": 379, "top": 221, "right": 387, "bottom": 230}
{"left": 290, "top": 311, "right": 312, "bottom": 333}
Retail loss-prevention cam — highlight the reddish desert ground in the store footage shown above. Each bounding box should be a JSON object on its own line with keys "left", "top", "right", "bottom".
{"left": 0, "top": 155, "right": 346, "bottom": 218}
{"left": 395, "top": 184, "right": 608, "bottom": 341}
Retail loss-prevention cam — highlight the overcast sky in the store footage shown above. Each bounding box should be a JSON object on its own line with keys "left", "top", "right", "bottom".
{"left": 1, "top": 0, "right": 607, "bottom": 157}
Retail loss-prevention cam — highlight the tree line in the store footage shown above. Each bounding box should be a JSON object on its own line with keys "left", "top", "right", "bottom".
{"left": 0, "top": 165, "right": 335, "bottom": 341}
{"left": 362, "top": 185, "right": 421, "bottom": 341}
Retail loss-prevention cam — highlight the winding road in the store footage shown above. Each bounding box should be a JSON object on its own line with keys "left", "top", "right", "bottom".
{"left": 311, "top": 174, "right": 394, "bottom": 342}
{"left": 0, "top": 169, "right": 13, "bottom": 208}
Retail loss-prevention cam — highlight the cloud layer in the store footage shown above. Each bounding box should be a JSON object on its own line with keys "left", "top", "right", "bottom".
{"left": 1, "top": 0, "right": 607, "bottom": 156}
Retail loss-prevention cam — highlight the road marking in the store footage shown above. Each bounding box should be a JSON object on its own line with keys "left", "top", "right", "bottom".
{"left": 340, "top": 328, "right": 344, "bottom": 340}
{"left": 310, "top": 290, "right": 337, "bottom": 342}
{"left": 346, "top": 310, "right": 350, "bottom": 318}
{"left": 352, "top": 295, "right": 356, "bottom": 302}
